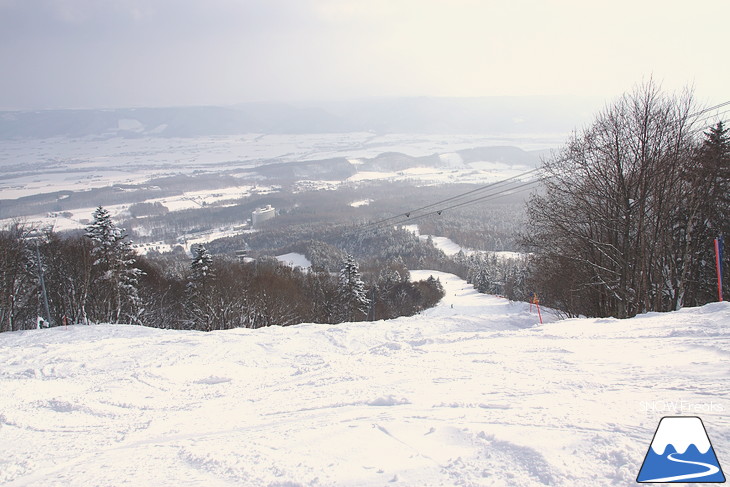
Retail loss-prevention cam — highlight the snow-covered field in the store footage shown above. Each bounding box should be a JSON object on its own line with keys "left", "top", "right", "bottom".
{"left": 0, "top": 132, "right": 557, "bottom": 233}
{"left": 275, "top": 252, "right": 312, "bottom": 270}
{"left": 1, "top": 271, "right": 728, "bottom": 486}
{"left": 0, "top": 133, "right": 560, "bottom": 200}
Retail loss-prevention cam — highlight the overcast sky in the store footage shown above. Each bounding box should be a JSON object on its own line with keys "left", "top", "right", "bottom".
{"left": 0, "top": 0, "right": 727, "bottom": 110}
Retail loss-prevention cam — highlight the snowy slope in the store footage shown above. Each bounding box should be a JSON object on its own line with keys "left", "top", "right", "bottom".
{"left": 1, "top": 271, "right": 728, "bottom": 486}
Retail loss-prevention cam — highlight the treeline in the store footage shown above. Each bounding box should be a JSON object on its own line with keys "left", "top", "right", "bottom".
{"left": 208, "top": 224, "right": 448, "bottom": 272}
{"left": 416, "top": 198, "right": 526, "bottom": 251}
{"left": 524, "top": 82, "right": 729, "bottom": 318}
{"left": 447, "top": 251, "right": 531, "bottom": 302}
{"left": 0, "top": 210, "right": 445, "bottom": 333}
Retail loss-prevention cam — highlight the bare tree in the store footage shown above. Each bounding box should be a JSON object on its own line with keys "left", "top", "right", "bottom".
{"left": 0, "top": 223, "right": 36, "bottom": 331}
{"left": 42, "top": 233, "right": 94, "bottom": 326}
{"left": 525, "top": 81, "right": 700, "bottom": 317}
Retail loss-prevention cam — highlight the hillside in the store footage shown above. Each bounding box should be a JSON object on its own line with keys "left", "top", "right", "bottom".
{"left": 1, "top": 271, "right": 728, "bottom": 486}
{"left": 0, "top": 97, "right": 596, "bottom": 139}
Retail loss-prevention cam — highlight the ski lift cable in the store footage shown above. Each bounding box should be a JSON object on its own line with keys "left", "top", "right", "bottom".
{"left": 361, "top": 167, "right": 544, "bottom": 230}
{"left": 692, "top": 108, "right": 730, "bottom": 127}
{"left": 396, "top": 104, "right": 729, "bottom": 225}
{"left": 356, "top": 99, "right": 728, "bottom": 235}
{"left": 384, "top": 178, "right": 543, "bottom": 229}
{"left": 382, "top": 177, "right": 544, "bottom": 229}
{"left": 361, "top": 167, "right": 543, "bottom": 229}
{"left": 417, "top": 177, "right": 543, "bottom": 216}
{"left": 612, "top": 100, "right": 730, "bottom": 131}
{"left": 689, "top": 100, "right": 730, "bottom": 119}
{"left": 674, "top": 102, "right": 730, "bottom": 132}
{"left": 399, "top": 167, "right": 544, "bottom": 216}
{"left": 687, "top": 109, "right": 730, "bottom": 136}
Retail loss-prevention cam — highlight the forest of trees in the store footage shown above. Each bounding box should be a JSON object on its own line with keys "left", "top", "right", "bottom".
{"left": 114, "top": 180, "right": 526, "bottom": 254}
{"left": 524, "top": 82, "right": 729, "bottom": 318}
{"left": 0, "top": 209, "right": 445, "bottom": 333}
{"left": 207, "top": 224, "right": 450, "bottom": 272}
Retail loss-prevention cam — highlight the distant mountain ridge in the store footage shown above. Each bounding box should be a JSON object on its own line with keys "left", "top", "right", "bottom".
{"left": 245, "top": 146, "right": 539, "bottom": 182}
{"left": 0, "top": 96, "right": 600, "bottom": 139}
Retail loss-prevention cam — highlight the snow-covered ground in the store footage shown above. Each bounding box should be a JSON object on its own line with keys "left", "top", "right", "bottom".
{"left": 275, "top": 252, "right": 312, "bottom": 270}
{"left": 349, "top": 199, "right": 373, "bottom": 208}
{"left": 2, "top": 185, "right": 280, "bottom": 235}
{"left": 1, "top": 271, "right": 728, "bottom": 486}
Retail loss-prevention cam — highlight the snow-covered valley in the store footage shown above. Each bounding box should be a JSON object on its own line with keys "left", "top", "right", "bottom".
{"left": 1, "top": 271, "right": 728, "bottom": 486}
{"left": 0, "top": 133, "right": 551, "bottom": 234}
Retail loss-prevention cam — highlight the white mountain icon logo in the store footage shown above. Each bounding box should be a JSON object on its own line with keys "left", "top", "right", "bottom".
{"left": 637, "top": 416, "right": 725, "bottom": 483}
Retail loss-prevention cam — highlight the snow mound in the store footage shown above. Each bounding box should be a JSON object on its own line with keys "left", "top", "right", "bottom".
{"left": 367, "top": 395, "right": 411, "bottom": 406}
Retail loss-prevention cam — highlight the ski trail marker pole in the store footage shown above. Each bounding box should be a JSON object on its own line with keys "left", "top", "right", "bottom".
{"left": 532, "top": 293, "right": 543, "bottom": 324}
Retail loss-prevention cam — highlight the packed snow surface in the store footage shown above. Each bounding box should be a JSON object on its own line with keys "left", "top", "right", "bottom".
{"left": 1, "top": 271, "right": 728, "bottom": 486}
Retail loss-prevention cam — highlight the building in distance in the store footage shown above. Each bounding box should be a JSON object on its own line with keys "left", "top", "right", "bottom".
{"left": 252, "top": 205, "right": 276, "bottom": 227}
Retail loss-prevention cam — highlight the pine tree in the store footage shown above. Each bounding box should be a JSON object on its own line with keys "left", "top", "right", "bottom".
{"left": 338, "top": 254, "right": 370, "bottom": 322}
{"left": 693, "top": 122, "right": 730, "bottom": 302}
{"left": 85, "top": 206, "right": 142, "bottom": 323}
{"left": 700, "top": 122, "right": 730, "bottom": 222}
{"left": 188, "top": 245, "right": 214, "bottom": 292}
{"left": 474, "top": 266, "right": 491, "bottom": 294}
{"left": 185, "top": 244, "right": 216, "bottom": 331}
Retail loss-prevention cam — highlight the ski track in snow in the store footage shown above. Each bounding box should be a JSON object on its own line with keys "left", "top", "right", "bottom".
{"left": 1, "top": 271, "right": 729, "bottom": 486}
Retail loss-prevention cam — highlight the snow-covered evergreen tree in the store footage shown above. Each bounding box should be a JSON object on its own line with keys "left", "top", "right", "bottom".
{"left": 188, "top": 245, "right": 214, "bottom": 292}
{"left": 86, "top": 207, "right": 119, "bottom": 262}
{"left": 474, "top": 266, "right": 491, "bottom": 294}
{"left": 338, "top": 254, "right": 370, "bottom": 322}
{"left": 185, "top": 244, "right": 216, "bottom": 331}
{"left": 85, "top": 206, "right": 142, "bottom": 324}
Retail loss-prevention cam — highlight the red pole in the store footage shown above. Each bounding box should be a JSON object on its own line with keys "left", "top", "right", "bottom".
{"left": 716, "top": 238, "right": 724, "bottom": 302}
{"left": 535, "top": 295, "right": 543, "bottom": 324}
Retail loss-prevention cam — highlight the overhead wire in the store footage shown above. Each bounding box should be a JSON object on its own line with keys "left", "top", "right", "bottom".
{"left": 382, "top": 179, "right": 542, "bottom": 231}
{"left": 383, "top": 177, "right": 545, "bottom": 228}
{"left": 360, "top": 166, "right": 543, "bottom": 231}
{"left": 361, "top": 173, "right": 545, "bottom": 233}
{"left": 396, "top": 167, "right": 541, "bottom": 216}
{"left": 691, "top": 108, "right": 730, "bottom": 130}
{"left": 684, "top": 100, "right": 730, "bottom": 135}
{"left": 356, "top": 98, "right": 728, "bottom": 235}
{"left": 689, "top": 100, "right": 730, "bottom": 118}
